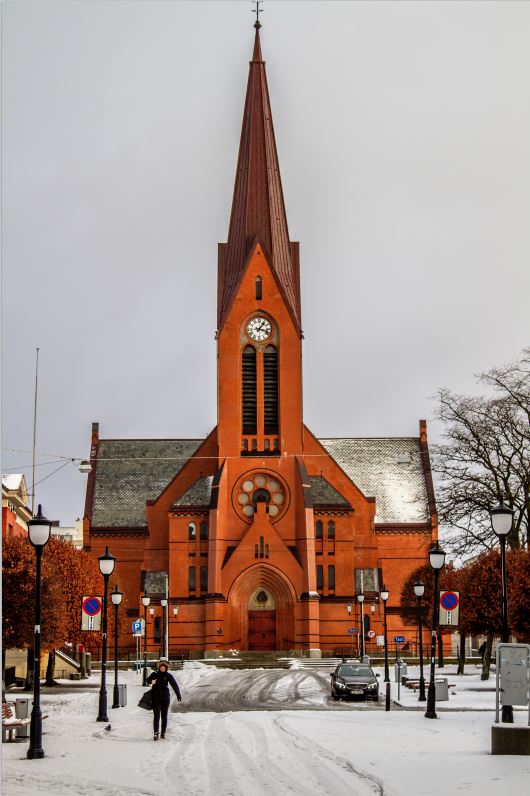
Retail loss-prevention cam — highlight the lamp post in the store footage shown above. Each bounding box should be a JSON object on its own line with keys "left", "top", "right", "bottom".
{"left": 357, "top": 593, "right": 365, "bottom": 659}
{"left": 110, "top": 585, "right": 123, "bottom": 709}
{"left": 26, "top": 505, "right": 52, "bottom": 759}
{"left": 491, "top": 499, "right": 514, "bottom": 724}
{"left": 380, "top": 586, "right": 390, "bottom": 682}
{"left": 414, "top": 580, "right": 426, "bottom": 702}
{"left": 425, "top": 543, "right": 446, "bottom": 719}
{"left": 160, "top": 598, "right": 168, "bottom": 660}
{"left": 97, "top": 546, "right": 116, "bottom": 722}
{"left": 142, "top": 595, "right": 150, "bottom": 686}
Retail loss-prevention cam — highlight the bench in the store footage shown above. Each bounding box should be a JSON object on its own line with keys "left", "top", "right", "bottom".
{"left": 2, "top": 702, "right": 48, "bottom": 742}
{"left": 407, "top": 680, "right": 456, "bottom": 692}
{"left": 2, "top": 703, "right": 30, "bottom": 742}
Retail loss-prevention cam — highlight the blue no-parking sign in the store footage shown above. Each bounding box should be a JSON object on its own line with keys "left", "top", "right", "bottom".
{"left": 439, "top": 591, "right": 460, "bottom": 626}
{"left": 347, "top": 627, "right": 358, "bottom": 634}
{"left": 81, "top": 595, "right": 102, "bottom": 631}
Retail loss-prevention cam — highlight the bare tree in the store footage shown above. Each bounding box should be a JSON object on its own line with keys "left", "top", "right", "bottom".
{"left": 433, "top": 348, "right": 529, "bottom": 557}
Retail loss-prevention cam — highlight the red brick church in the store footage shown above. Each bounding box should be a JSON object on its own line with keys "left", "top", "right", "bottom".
{"left": 84, "top": 24, "right": 437, "bottom": 656}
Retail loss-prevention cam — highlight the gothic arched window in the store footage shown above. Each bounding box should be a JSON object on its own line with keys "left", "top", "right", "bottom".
{"left": 263, "top": 344, "right": 278, "bottom": 434}
{"left": 328, "top": 565, "right": 335, "bottom": 590}
{"left": 188, "top": 566, "right": 196, "bottom": 592}
{"left": 200, "top": 566, "right": 207, "bottom": 592}
{"left": 315, "top": 520, "right": 323, "bottom": 539}
{"left": 188, "top": 522, "right": 196, "bottom": 540}
{"left": 242, "top": 345, "right": 257, "bottom": 434}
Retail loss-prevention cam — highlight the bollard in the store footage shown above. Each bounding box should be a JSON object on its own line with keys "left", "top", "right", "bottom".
{"left": 86, "top": 652, "right": 92, "bottom": 676}
{"left": 385, "top": 681, "right": 391, "bottom": 711}
{"left": 80, "top": 650, "right": 86, "bottom": 678}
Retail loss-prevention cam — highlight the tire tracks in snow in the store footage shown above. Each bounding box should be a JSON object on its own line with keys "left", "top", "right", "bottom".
{"left": 273, "top": 714, "right": 389, "bottom": 796}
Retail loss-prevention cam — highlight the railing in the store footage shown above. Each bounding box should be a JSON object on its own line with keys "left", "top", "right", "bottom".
{"left": 89, "top": 647, "right": 192, "bottom": 663}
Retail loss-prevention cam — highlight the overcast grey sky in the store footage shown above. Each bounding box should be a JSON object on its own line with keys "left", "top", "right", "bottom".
{"left": 2, "top": 0, "right": 529, "bottom": 526}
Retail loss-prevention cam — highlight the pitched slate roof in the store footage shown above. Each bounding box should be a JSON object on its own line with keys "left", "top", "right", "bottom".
{"left": 309, "top": 476, "right": 350, "bottom": 507}
{"left": 319, "top": 438, "right": 430, "bottom": 524}
{"left": 89, "top": 437, "right": 430, "bottom": 528}
{"left": 91, "top": 439, "right": 202, "bottom": 528}
{"left": 173, "top": 476, "right": 213, "bottom": 508}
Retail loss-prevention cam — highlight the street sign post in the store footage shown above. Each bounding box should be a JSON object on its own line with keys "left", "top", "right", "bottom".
{"left": 346, "top": 627, "right": 358, "bottom": 660}
{"left": 438, "top": 591, "right": 460, "bottom": 626}
{"left": 81, "top": 596, "right": 102, "bottom": 631}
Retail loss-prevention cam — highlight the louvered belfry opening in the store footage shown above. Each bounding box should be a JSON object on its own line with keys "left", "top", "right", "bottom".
{"left": 263, "top": 344, "right": 279, "bottom": 434}
{"left": 242, "top": 345, "right": 257, "bottom": 434}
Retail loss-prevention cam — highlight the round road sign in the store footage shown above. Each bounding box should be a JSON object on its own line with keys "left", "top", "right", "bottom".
{"left": 440, "top": 591, "right": 459, "bottom": 611}
{"left": 82, "top": 596, "right": 102, "bottom": 616}
{"left": 367, "top": 630, "right": 376, "bottom": 638}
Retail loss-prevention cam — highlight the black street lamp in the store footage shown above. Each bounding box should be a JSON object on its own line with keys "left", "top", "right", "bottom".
{"left": 380, "top": 586, "right": 390, "bottom": 682}
{"left": 97, "top": 546, "right": 116, "bottom": 722}
{"left": 491, "top": 499, "right": 514, "bottom": 724}
{"left": 414, "top": 580, "right": 426, "bottom": 702}
{"left": 26, "top": 504, "right": 52, "bottom": 759}
{"left": 425, "top": 543, "right": 446, "bottom": 719}
{"left": 160, "top": 598, "right": 168, "bottom": 659}
{"left": 357, "top": 593, "right": 365, "bottom": 659}
{"left": 141, "top": 595, "right": 150, "bottom": 686}
{"left": 110, "top": 585, "right": 123, "bottom": 709}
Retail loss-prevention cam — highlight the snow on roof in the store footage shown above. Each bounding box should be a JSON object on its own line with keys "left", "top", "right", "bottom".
{"left": 2, "top": 474, "right": 24, "bottom": 491}
{"left": 318, "top": 438, "right": 430, "bottom": 524}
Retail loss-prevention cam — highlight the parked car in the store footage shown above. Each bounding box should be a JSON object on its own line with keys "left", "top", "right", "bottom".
{"left": 330, "top": 662, "right": 380, "bottom": 701}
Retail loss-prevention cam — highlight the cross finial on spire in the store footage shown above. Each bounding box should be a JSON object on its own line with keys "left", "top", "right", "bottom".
{"left": 252, "top": 0, "right": 263, "bottom": 30}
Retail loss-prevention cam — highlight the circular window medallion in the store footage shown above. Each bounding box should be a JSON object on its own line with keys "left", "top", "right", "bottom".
{"left": 256, "top": 590, "right": 268, "bottom": 603}
{"left": 232, "top": 471, "right": 289, "bottom": 523}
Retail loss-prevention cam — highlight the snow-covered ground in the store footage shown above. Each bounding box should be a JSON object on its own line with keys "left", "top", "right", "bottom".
{"left": 2, "top": 664, "right": 529, "bottom": 796}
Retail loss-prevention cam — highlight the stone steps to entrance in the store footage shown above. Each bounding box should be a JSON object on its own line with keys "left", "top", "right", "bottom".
{"left": 199, "top": 654, "right": 345, "bottom": 671}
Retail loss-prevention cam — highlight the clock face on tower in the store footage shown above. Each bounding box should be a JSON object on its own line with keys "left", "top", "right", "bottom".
{"left": 246, "top": 316, "right": 272, "bottom": 342}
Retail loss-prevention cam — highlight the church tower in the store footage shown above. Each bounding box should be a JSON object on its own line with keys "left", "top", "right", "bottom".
{"left": 217, "top": 22, "right": 303, "bottom": 460}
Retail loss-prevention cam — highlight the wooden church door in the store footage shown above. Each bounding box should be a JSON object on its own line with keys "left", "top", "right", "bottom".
{"left": 248, "top": 610, "right": 276, "bottom": 651}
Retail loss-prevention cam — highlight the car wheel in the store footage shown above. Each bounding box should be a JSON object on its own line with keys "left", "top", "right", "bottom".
{"left": 331, "top": 688, "right": 340, "bottom": 701}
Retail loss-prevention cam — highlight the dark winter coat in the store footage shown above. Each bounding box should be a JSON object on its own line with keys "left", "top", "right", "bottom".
{"left": 147, "top": 669, "right": 181, "bottom": 702}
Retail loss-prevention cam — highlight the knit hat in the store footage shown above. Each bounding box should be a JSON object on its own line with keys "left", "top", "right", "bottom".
{"left": 158, "top": 658, "right": 170, "bottom": 670}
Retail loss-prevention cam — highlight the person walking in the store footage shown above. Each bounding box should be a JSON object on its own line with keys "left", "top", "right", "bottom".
{"left": 147, "top": 659, "right": 181, "bottom": 740}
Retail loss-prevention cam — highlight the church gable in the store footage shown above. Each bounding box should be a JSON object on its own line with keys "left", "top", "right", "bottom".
{"left": 218, "top": 238, "right": 301, "bottom": 339}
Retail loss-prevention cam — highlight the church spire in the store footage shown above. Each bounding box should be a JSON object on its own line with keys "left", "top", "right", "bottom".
{"left": 217, "top": 23, "right": 301, "bottom": 332}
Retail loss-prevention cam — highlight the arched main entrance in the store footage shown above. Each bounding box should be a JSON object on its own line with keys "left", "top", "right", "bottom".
{"left": 226, "top": 564, "right": 296, "bottom": 651}
{"left": 248, "top": 589, "right": 276, "bottom": 651}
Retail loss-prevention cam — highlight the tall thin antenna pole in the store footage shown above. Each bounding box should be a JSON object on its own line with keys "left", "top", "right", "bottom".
{"left": 31, "top": 347, "right": 40, "bottom": 515}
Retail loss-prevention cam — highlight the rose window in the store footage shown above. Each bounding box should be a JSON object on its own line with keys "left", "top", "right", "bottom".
{"left": 234, "top": 472, "right": 288, "bottom": 521}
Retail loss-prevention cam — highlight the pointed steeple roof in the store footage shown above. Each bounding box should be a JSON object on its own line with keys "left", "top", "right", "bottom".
{"left": 217, "top": 24, "right": 301, "bottom": 332}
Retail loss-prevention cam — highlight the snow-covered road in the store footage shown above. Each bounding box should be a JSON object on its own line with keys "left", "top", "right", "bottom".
{"left": 2, "top": 665, "right": 529, "bottom": 796}
{"left": 173, "top": 665, "right": 384, "bottom": 712}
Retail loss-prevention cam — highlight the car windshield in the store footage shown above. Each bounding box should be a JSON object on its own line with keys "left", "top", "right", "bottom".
{"left": 337, "top": 665, "right": 373, "bottom": 677}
